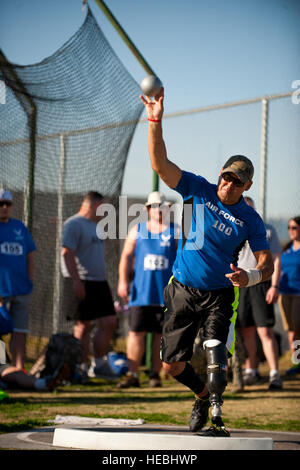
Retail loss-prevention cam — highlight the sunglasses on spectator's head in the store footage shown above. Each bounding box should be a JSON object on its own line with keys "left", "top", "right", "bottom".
{"left": 222, "top": 172, "right": 245, "bottom": 187}
{"left": 0, "top": 201, "right": 12, "bottom": 207}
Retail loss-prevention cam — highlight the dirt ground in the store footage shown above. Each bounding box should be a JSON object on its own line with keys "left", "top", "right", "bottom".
{"left": 1, "top": 351, "right": 299, "bottom": 432}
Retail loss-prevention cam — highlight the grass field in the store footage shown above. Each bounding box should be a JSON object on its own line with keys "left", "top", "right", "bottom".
{"left": 0, "top": 351, "right": 299, "bottom": 435}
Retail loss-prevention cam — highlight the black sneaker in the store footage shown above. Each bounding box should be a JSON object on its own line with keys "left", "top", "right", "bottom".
{"left": 149, "top": 372, "right": 162, "bottom": 388}
{"left": 116, "top": 372, "right": 140, "bottom": 389}
{"left": 269, "top": 372, "right": 283, "bottom": 390}
{"left": 204, "top": 425, "right": 230, "bottom": 437}
{"left": 189, "top": 395, "right": 210, "bottom": 432}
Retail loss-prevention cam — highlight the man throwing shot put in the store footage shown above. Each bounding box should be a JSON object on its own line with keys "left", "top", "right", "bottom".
{"left": 140, "top": 88, "right": 274, "bottom": 436}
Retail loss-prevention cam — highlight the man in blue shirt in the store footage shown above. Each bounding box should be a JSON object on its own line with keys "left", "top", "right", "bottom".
{"left": 0, "top": 189, "right": 36, "bottom": 370}
{"left": 140, "top": 88, "right": 274, "bottom": 436}
{"left": 117, "top": 191, "right": 178, "bottom": 388}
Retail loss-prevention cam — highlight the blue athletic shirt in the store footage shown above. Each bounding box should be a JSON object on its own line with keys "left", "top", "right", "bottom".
{"left": 279, "top": 245, "right": 300, "bottom": 295}
{"left": 172, "top": 171, "right": 269, "bottom": 290}
{"left": 0, "top": 218, "right": 36, "bottom": 297}
{"left": 129, "top": 222, "right": 178, "bottom": 306}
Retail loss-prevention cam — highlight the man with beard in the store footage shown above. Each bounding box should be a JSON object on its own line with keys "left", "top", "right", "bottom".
{"left": 139, "top": 88, "right": 274, "bottom": 436}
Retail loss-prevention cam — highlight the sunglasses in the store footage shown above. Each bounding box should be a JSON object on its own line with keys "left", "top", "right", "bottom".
{"left": 288, "top": 225, "right": 298, "bottom": 230}
{"left": 0, "top": 201, "right": 12, "bottom": 207}
{"left": 222, "top": 173, "right": 245, "bottom": 187}
{"left": 149, "top": 203, "right": 163, "bottom": 208}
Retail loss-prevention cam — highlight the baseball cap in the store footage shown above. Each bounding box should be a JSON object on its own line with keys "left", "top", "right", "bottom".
{"left": 221, "top": 155, "right": 254, "bottom": 184}
{"left": 0, "top": 189, "right": 13, "bottom": 201}
{"left": 145, "top": 191, "right": 170, "bottom": 207}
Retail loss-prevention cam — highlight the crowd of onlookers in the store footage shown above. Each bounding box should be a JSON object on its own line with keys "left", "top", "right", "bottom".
{"left": 0, "top": 187, "right": 299, "bottom": 393}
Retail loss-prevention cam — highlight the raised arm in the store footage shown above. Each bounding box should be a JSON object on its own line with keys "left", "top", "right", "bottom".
{"left": 140, "top": 88, "right": 182, "bottom": 189}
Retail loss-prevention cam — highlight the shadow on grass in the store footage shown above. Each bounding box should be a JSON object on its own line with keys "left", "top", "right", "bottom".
{"left": 227, "top": 418, "right": 300, "bottom": 434}
{"left": 1, "top": 389, "right": 298, "bottom": 411}
{"left": 0, "top": 419, "right": 49, "bottom": 434}
{"left": 0, "top": 393, "right": 194, "bottom": 407}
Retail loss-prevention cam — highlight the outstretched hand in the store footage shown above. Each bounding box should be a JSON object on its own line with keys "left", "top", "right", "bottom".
{"left": 225, "top": 264, "right": 249, "bottom": 287}
{"left": 140, "top": 87, "right": 164, "bottom": 121}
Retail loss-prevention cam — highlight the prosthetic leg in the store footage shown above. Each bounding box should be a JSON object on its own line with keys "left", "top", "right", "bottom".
{"left": 204, "top": 339, "right": 230, "bottom": 436}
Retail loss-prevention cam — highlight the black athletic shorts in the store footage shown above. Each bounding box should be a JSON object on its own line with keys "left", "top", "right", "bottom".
{"left": 129, "top": 306, "right": 165, "bottom": 333}
{"left": 63, "top": 278, "right": 116, "bottom": 322}
{"left": 237, "top": 281, "right": 275, "bottom": 328}
{"left": 161, "top": 277, "right": 237, "bottom": 363}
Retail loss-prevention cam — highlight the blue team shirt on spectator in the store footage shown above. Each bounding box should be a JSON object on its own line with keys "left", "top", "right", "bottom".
{"left": 0, "top": 218, "right": 36, "bottom": 297}
{"left": 129, "top": 222, "right": 177, "bottom": 306}
{"left": 172, "top": 171, "right": 269, "bottom": 290}
{"left": 279, "top": 246, "right": 300, "bottom": 295}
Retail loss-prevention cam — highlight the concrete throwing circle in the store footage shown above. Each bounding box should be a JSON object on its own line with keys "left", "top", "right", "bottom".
{"left": 53, "top": 428, "right": 273, "bottom": 450}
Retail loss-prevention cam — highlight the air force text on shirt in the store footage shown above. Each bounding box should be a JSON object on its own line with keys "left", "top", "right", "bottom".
{"left": 205, "top": 201, "right": 244, "bottom": 227}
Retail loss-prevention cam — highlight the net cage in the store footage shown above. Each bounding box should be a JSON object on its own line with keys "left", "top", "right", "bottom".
{"left": 0, "top": 8, "right": 144, "bottom": 360}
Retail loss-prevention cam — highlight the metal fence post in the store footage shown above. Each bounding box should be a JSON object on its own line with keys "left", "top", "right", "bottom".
{"left": 52, "top": 134, "right": 66, "bottom": 334}
{"left": 259, "top": 98, "right": 269, "bottom": 221}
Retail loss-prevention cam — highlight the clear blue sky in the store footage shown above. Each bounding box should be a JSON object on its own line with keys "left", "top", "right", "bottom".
{"left": 1, "top": 0, "right": 299, "bottom": 219}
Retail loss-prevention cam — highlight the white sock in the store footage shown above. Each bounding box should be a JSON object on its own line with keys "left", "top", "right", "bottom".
{"left": 34, "top": 378, "right": 47, "bottom": 390}
{"left": 245, "top": 368, "right": 256, "bottom": 376}
{"left": 269, "top": 369, "right": 279, "bottom": 378}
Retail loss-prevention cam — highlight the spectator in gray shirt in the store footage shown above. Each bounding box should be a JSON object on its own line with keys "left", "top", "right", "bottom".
{"left": 61, "top": 192, "right": 117, "bottom": 380}
{"left": 237, "top": 197, "right": 282, "bottom": 390}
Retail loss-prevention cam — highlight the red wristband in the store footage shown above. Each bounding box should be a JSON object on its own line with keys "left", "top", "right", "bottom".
{"left": 147, "top": 118, "right": 161, "bottom": 122}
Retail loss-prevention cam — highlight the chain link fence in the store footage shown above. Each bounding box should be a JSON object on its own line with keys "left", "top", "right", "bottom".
{"left": 0, "top": 8, "right": 143, "bottom": 360}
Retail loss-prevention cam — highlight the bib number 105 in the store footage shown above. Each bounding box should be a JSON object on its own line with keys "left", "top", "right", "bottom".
{"left": 1, "top": 242, "right": 23, "bottom": 255}
{"left": 212, "top": 219, "right": 233, "bottom": 236}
